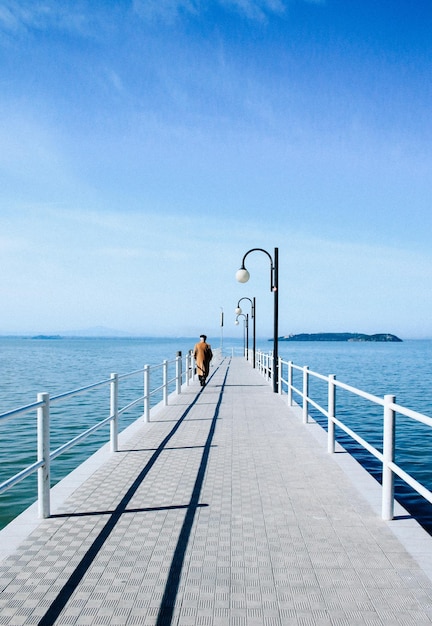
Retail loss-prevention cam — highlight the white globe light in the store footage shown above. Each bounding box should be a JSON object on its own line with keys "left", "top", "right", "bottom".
{"left": 235, "top": 320, "right": 239, "bottom": 325}
{"left": 236, "top": 268, "right": 250, "bottom": 283}
{"left": 235, "top": 307, "right": 242, "bottom": 314}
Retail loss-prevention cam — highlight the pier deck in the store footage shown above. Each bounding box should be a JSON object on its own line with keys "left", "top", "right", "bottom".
{"left": 1, "top": 356, "right": 432, "bottom": 625}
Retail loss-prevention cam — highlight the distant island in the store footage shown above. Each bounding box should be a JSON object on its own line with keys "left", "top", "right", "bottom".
{"left": 277, "top": 333, "right": 402, "bottom": 342}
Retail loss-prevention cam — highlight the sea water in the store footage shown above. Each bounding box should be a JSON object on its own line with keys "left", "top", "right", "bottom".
{"left": 1, "top": 336, "right": 432, "bottom": 532}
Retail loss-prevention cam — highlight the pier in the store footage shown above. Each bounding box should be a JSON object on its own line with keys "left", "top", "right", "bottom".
{"left": 1, "top": 356, "right": 432, "bottom": 625}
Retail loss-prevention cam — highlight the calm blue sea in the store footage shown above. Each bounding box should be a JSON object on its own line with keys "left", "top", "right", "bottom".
{"left": 1, "top": 336, "right": 432, "bottom": 533}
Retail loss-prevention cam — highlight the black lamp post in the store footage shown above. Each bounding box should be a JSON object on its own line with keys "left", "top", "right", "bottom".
{"left": 235, "top": 313, "right": 249, "bottom": 358}
{"left": 235, "top": 297, "right": 256, "bottom": 367}
{"left": 220, "top": 307, "right": 224, "bottom": 353}
{"left": 236, "top": 247, "right": 279, "bottom": 392}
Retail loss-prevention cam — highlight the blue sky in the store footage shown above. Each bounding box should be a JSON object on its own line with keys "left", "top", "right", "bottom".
{"left": 1, "top": 0, "right": 431, "bottom": 339}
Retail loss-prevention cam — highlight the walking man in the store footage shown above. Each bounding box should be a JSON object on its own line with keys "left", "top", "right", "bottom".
{"left": 193, "top": 334, "right": 213, "bottom": 387}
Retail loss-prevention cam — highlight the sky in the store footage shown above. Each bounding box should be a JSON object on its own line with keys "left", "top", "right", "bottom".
{"left": 1, "top": 0, "right": 432, "bottom": 339}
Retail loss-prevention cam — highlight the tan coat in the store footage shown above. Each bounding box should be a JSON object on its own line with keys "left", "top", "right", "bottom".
{"left": 193, "top": 340, "right": 213, "bottom": 378}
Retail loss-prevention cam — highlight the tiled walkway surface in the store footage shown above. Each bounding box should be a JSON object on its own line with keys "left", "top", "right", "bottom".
{"left": 1, "top": 357, "right": 432, "bottom": 625}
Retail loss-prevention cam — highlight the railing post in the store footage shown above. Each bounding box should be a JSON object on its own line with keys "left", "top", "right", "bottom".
{"left": 37, "top": 392, "right": 50, "bottom": 519}
{"left": 287, "top": 361, "right": 293, "bottom": 406}
{"left": 278, "top": 356, "right": 282, "bottom": 395}
{"left": 382, "top": 394, "right": 396, "bottom": 520}
{"left": 144, "top": 364, "right": 150, "bottom": 423}
{"left": 176, "top": 352, "right": 182, "bottom": 394}
{"left": 302, "top": 366, "right": 309, "bottom": 424}
{"left": 327, "top": 374, "right": 336, "bottom": 453}
{"left": 110, "top": 373, "right": 119, "bottom": 452}
{"left": 163, "top": 360, "right": 168, "bottom": 405}
{"left": 186, "top": 352, "right": 191, "bottom": 386}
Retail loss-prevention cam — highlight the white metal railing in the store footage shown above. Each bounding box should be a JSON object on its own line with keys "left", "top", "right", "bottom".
{"left": 0, "top": 351, "right": 197, "bottom": 519}
{"left": 255, "top": 350, "right": 432, "bottom": 521}
{"left": 229, "top": 346, "right": 247, "bottom": 358}
{"left": 256, "top": 350, "right": 274, "bottom": 381}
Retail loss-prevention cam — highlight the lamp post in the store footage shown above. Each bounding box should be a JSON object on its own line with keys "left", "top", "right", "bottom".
{"left": 236, "top": 247, "right": 279, "bottom": 392}
{"left": 235, "top": 313, "right": 249, "bottom": 358}
{"left": 235, "top": 297, "right": 256, "bottom": 367}
{"left": 220, "top": 307, "right": 224, "bottom": 353}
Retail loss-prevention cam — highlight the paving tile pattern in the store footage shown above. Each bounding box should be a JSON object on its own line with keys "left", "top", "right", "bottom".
{"left": 1, "top": 357, "right": 432, "bottom": 624}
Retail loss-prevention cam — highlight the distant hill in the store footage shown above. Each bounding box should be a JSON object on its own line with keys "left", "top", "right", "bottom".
{"left": 55, "top": 326, "right": 132, "bottom": 337}
{"left": 278, "top": 333, "right": 402, "bottom": 342}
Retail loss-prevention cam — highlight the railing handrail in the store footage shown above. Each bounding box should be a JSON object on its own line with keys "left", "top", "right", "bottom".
{"left": 0, "top": 350, "right": 197, "bottom": 520}
{"left": 0, "top": 399, "right": 45, "bottom": 424}
{"left": 0, "top": 356, "right": 185, "bottom": 422}
{"left": 50, "top": 377, "right": 112, "bottom": 405}
{"left": 389, "top": 401, "right": 432, "bottom": 428}
{"left": 254, "top": 349, "right": 432, "bottom": 522}
{"left": 50, "top": 413, "right": 115, "bottom": 461}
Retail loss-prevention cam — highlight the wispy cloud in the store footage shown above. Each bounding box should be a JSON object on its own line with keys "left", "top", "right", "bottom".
{"left": 0, "top": 1, "right": 48, "bottom": 34}
{"left": 0, "top": 0, "right": 323, "bottom": 38}
{"left": 131, "top": 0, "right": 326, "bottom": 24}
{"left": 132, "top": 0, "right": 199, "bottom": 23}
{"left": 132, "top": 0, "right": 291, "bottom": 23}
{"left": 0, "top": 0, "right": 102, "bottom": 39}
{"left": 220, "top": 0, "right": 286, "bottom": 21}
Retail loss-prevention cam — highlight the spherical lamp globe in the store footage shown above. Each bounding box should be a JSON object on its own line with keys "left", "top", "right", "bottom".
{"left": 236, "top": 268, "right": 250, "bottom": 283}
